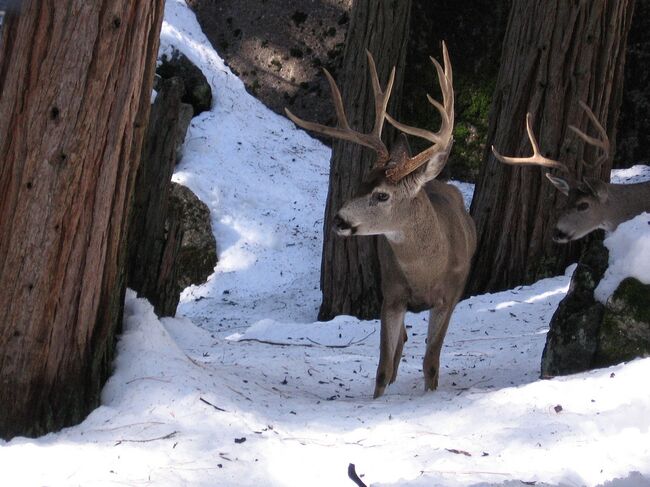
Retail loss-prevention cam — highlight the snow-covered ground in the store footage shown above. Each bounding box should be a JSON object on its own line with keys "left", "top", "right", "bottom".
{"left": 2, "top": 2, "right": 650, "bottom": 486}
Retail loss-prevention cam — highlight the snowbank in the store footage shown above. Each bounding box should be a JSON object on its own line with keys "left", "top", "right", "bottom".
{"left": 594, "top": 213, "right": 650, "bottom": 303}
{"left": 2, "top": 2, "right": 650, "bottom": 487}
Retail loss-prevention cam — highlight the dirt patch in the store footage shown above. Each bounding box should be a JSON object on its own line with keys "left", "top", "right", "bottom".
{"left": 187, "top": 0, "right": 352, "bottom": 127}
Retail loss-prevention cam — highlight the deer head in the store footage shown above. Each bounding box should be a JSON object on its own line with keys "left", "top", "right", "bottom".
{"left": 492, "top": 102, "right": 612, "bottom": 243}
{"left": 285, "top": 44, "right": 454, "bottom": 241}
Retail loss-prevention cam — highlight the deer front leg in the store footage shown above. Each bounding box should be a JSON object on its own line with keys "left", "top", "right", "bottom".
{"left": 374, "top": 302, "right": 406, "bottom": 399}
{"left": 390, "top": 324, "right": 408, "bottom": 384}
{"left": 423, "top": 306, "right": 453, "bottom": 391}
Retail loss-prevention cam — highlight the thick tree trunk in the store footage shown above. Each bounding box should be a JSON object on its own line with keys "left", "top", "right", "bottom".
{"left": 0, "top": 1, "right": 164, "bottom": 439}
{"left": 616, "top": 0, "right": 650, "bottom": 167}
{"left": 467, "top": 0, "right": 634, "bottom": 295}
{"left": 318, "top": 0, "right": 412, "bottom": 321}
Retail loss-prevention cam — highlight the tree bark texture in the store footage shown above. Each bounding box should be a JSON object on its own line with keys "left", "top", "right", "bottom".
{"left": 616, "top": 0, "right": 650, "bottom": 167}
{"left": 318, "top": 0, "right": 412, "bottom": 321}
{"left": 0, "top": 1, "right": 164, "bottom": 439}
{"left": 128, "top": 78, "right": 185, "bottom": 318}
{"left": 467, "top": 0, "right": 634, "bottom": 295}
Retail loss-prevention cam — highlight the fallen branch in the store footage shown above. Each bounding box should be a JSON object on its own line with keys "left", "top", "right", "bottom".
{"left": 115, "top": 431, "right": 178, "bottom": 446}
{"left": 236, "top": 330, "right": 376, "bottom": 349}
{"left": 348, "top": 463, "right": 368, "bottom": 487}
{"left": 126, "top": 376, "right": 171, "bottom": 385}
{"left": 306, "top": 330, "right": 376, "bottom": 348}
{"left": 200, "top": 397, "right": 227, "bottom": 412}
{"left": 235, "top": 338, "right": 314, "bottom": 348}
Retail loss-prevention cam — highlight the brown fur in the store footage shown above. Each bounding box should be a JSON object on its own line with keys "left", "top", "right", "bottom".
{"left": 335, "top": 153, "right": 476, "bottom": 397}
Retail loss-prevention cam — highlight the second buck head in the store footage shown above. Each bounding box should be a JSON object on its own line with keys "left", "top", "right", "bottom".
{"left": 492, "top": 103, "right": 632, "bottom": 243}
{"left": 286, "top": 43, "right": 476, "bottom": 398}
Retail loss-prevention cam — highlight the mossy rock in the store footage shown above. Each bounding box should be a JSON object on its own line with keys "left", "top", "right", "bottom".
{"left": 594, "top": 277, "right": 650, "bottom": 366}
{"left": 540, "top": 237, "right": 609, "bottom": 377}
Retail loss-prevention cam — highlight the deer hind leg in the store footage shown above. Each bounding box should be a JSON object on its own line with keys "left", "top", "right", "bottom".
{"left": 423, "top": 305, "right": 454, "bottom": 391}
{"left": 374, "top": 303, "right": 406, "bottom": 399}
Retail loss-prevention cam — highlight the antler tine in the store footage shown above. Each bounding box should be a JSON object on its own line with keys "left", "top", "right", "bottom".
{"left": 568, "top": 101, "right": 610, "bottom": 168}
{"left": 284, "top": 51, "right": 394, "bottom": 164}
{"left": 366, "top": 50, "right": 396, "bottom": 137}
{"left": 491, "top": 113, "right": 568, "bottom": 171}
{"left": 365, "top": 50, "right": 396, "bottom": 166}
{"left": 384, "top": 41, "right": 455, "bottom": 183}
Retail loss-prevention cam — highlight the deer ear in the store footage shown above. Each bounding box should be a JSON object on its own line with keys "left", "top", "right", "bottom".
{"left": 583, "top": 177, "right": 609, "bottom": 202}
{"left": 545, "top": 173, "right": 571, "bottom": 196}
{"left": 390, "top": 134, "right": 411, "bottom": 161}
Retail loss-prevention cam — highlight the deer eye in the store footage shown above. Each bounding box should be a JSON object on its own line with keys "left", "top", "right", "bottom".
{"left": 373, "top": 192, "right": 390, "bottom": 202}
{"left": 577, "top": 202, "right": 590, "bottom": 211}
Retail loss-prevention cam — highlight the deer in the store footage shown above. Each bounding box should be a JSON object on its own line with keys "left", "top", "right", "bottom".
{"left": 492, "top": 102, "right": 650, "bottom": 243}
{"left": 285, "top": 43, "right": 476, "bottom": 398}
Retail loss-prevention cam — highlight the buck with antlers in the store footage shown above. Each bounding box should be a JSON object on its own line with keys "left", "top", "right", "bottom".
{"left": 286, "top": 43, "right": 476, "bottom": 398}
{"left": 492, "top": 102, "right": 650, "bottom": 243}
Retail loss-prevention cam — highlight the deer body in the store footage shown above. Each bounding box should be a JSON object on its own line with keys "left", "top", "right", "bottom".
{"left": 373, "top": 180, "right": 476, "bottom": 396}
{"left": 286, "top": 44, "right": 476, "bottom": 397}
{"left": 337, "top": 170, "right": 476, "bottom": 397}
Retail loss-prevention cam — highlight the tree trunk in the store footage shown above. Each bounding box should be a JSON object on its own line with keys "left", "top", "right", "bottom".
{"left": 616, "top": 0, "right": 650, "bottom": 167}
{"left": 0, "top": 1, "right": 164, "bottom": 439}
{"left": 128, "top": 78, "right": 186, "bottom": 317}
{"left": 318, "top": 0, "right": 412, "bottom": 321}
{"left": 467, "top": 0, "right": 634, "bottom": 295}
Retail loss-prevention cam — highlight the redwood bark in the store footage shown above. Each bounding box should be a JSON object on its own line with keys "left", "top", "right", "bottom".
{"left": 0, "top": 1, "right": 164, "bottom": 439}
{"left": 468, "top": 0, "right": 634, "bottom": 295}
{"left": 318, "top": 0, "right": 412, "bottom": 320}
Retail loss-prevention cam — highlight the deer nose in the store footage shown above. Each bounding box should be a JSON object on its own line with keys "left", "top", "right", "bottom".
{"left": 552, "top": 228, "right": 570, "bottom": 243}
{"left": 333, "top": 215, "right": 351, "bottom": 231}
{"left": 333, "top": 214, "right": 357, "bottom": 236}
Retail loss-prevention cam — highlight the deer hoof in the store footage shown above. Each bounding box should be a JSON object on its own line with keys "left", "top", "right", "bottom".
{"left": 424, "top": 366, "right": 439, "bottom": 391}
{"left": 373, "top": 384, "right": 386, "bottom": 399}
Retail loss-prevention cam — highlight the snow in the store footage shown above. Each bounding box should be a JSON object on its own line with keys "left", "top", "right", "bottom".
{"left": 2, "top": 2, "right": 650, "bottom": 486}
{"left": 610, "top": 164, "right": 650, "bottom": 184}
{"left": 594, "top": 213, "right": 650, "bottom": 303}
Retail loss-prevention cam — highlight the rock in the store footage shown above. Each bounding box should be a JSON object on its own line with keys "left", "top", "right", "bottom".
{"left": 541, "top": 235, "right": 608, "bottom": 376}
{"left": 595, "top": 277, "right": 650, "bottom": 366}
{"left": 157, "top": 50, "right": 212, "bottom": 116}
{"left": 542, "top": 232, "right": 650, "bottom": 376}
{"left": 168, "top": 182, "right": 218, "bottom": 290}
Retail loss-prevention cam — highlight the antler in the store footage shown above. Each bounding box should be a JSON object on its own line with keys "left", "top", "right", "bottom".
{"left": 383, "top": 41, "right": 455, "bottom": 183}
{"left": 491, "top": 113, "right": 567, "bottom": 171}
{"left": 569, "top": 101, "right": 610, "bottom": 169}
{"left": 491, "top": 102, "right": 610, "bottom": 174}
{"left": 284, "top": 50, "right": 396, "bottom": 166}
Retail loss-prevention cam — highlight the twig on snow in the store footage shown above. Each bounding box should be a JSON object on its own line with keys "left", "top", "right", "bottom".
{"left": 200, "top": 397, "right": 227, "bottom": 412}
{"left": 306, "top": 330, "right": 376, "bottom": 348}
{"left": 237, "top": 330, "right": 376, "bottom": 349}
{"left": 348, "top": 463, "right": 368, "bottom": 487}
{"left": 114, "top": 431, "right": 178, "bottom": 446}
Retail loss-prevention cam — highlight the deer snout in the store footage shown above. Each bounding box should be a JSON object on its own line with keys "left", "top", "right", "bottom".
{"left": 552, "top": 227, "right": 571, "bottom": 244}
{"left": 333, "top": 214, "right": 357, "bottom": 237}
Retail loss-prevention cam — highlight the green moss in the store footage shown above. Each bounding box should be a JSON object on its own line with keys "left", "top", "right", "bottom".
{"left": 404, "top": 73, "right": 495, "bottom": 182}
{"left": 611, "top": 277, "right": 650, "bottom": 323}
{"left": 595, "top": 277, "right": 650, "bottom": 366}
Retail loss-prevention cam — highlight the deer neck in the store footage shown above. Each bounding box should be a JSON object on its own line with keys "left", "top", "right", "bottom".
{"left": 605, "top": 182, "right": 650, "bottom": 230}
{"left": 384, "top": 192, "right": 445, "bottom": 278}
